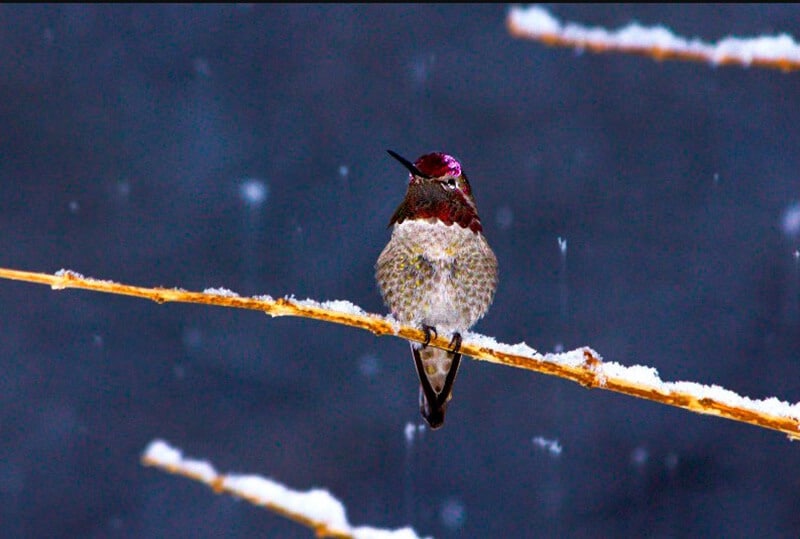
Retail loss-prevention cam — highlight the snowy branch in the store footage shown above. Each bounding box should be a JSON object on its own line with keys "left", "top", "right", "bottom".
{"left": 141, "top": 439, "right": 425, "bottom": 539}
{"left": 1, "top": 266, "right": 800, "bottom": 439}
{"left": 507, "top": 5, "right": 800, "bottom": 71}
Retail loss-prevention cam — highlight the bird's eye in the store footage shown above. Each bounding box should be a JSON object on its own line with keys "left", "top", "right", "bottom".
{"left": 443, "top": 178, "right": 458, "bottom": 190}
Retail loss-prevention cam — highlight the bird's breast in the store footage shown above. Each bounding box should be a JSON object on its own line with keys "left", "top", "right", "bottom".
{"left": 375, "top": 219, "right": 498, "bottom": 331}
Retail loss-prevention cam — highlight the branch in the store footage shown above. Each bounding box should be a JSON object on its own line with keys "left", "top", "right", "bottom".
{"left": 507, "top": 5, "right": 800, "bottom": 72}
{"left": 2, "top": 266, "right": 800, "bottom": 439}
{"left": 141, "top": 439, "right": 426, "bottom": 539}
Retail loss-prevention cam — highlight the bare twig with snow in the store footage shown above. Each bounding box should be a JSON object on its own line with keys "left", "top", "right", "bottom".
{"left": 1, "top": 266, "right": 800, "bottom": 439}
{"left": 141, "top": 439, "right": 425, "bottom": 539}
{"left": 507, "top": 5, "right": 800, "bottom": 72}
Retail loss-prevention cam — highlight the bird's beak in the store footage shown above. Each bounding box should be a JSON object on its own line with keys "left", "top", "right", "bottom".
{"left": 387, "top": 150, "right": 431, "bottom": 179}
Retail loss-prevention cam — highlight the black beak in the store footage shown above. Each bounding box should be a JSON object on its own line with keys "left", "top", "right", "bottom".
{"left": 387, "top": 150, "right": 430, "bottom": 179}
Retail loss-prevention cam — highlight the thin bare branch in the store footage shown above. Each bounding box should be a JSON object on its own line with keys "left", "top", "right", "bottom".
{"left": 507, "top": 5, "right": 800, "bottom": 72}
{"left": 2, "top": 266, "right": 800, "bottom": 439}
{"left": 141, "top": 439, "right": 425, "bottom": 539}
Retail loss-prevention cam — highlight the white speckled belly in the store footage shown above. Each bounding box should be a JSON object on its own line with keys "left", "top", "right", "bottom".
{"left": 375, "top": 219, "right": 498, "bottom": 333}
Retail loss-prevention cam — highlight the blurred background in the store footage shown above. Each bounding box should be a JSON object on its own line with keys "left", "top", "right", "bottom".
{"left": 1, "top": 4, "right": 800, "bottom": 537}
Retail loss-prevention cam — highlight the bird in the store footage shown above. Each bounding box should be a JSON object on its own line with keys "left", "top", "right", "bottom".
{"left": 375, "top": 150, "right": 498, "bottom": 429}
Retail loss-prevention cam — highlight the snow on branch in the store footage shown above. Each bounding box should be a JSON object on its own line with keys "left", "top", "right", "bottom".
{"left": 141, "top": 439, "right": 425, "bottom": 539}
{"left": 2, "top": 266, "right": 800, "bottom": 439}
{"left": 507, "top": 5, "right": 800, "bottom": 71}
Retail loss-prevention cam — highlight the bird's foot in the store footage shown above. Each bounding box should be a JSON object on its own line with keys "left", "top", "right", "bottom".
{"left": 448, "top": 332, "right": 462, "bottom": 354}
{"left": 421, "top": 324, "right": 437, "bottom": 347}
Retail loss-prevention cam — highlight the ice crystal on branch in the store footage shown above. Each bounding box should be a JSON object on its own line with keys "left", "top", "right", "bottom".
{"left": 508, "top": 5, "right": 800, "bottom": 71}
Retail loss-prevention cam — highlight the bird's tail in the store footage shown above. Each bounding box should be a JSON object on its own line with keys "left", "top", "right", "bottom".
{"left": 411, "top": 343, "right": 462, "bottom": 429}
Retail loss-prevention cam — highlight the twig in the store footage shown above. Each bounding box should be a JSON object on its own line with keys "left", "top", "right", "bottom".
{"left": 1, "top": 266, "right": 800, "bottom": 439}
{"left": 141, "top": 439, "right": 425, "bottom": 539}
{"left": 507, "top": 5, "right": 800, "bottom": 72}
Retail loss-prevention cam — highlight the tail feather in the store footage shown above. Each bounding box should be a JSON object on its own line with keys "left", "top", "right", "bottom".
{"left": 411, "top": 343, "right": 462, "bottom": 429}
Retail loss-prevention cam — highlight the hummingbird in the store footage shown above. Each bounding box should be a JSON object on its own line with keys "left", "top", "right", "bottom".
{"left": 375, "top": 150, "right": 498, "bottom": 429}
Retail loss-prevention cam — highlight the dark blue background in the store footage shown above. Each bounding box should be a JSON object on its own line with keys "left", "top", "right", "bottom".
{"left": 1, "top": 4, "right": 799, "bottom": 537}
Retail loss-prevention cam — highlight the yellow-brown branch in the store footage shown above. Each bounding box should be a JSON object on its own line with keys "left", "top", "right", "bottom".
{"left": 1, "top": 266, "right": 799, "bottom": 440}
{"left": 141, "top": 440, "right": 366, "bottom": 539}
{"left": 506, "top": 6, "right": 800, "bottom": 72}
